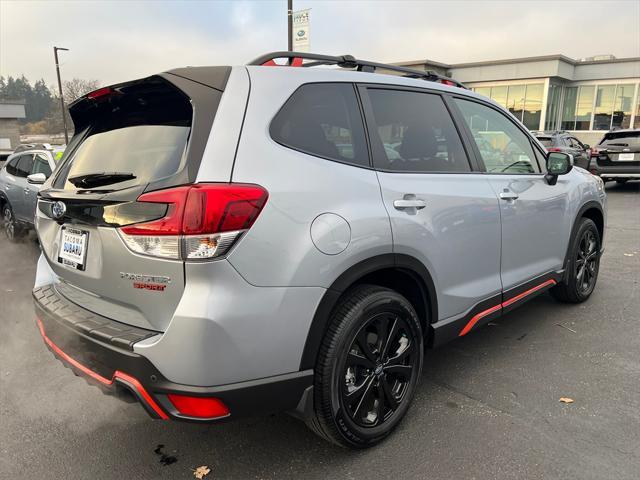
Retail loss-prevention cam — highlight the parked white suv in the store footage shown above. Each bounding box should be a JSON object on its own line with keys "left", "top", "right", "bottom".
{"left": 32, "top": 53, "right": 606, "bottom": 448}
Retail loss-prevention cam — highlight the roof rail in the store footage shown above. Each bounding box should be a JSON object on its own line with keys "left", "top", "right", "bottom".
{"left": 248, "top": 51, "right": 467, "bottom": 89}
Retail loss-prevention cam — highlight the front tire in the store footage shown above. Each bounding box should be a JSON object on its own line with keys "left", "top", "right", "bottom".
{"left": 308, "top": 285, "right": 423, "bottom": 448}
{"left": 551, "top": 218, "right": 601, "bottom": 303}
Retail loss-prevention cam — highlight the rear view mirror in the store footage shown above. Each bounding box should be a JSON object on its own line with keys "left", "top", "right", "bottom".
{"left": 546, "top": 152, "right": 573, "bottom": 185}
{"left": 27, "top": 173, "right": 46, "bottom": 185}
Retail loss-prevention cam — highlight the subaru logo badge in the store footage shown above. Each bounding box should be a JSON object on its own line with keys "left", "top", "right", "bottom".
{"left": 52, "top": 201, "right": 66, "bottom": 220}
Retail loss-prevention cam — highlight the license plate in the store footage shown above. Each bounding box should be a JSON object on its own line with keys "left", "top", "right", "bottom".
{"left": 58, "top": 227, "right": 89, "bottom": 271}
{"left": 617, "top": 153, "right": 636, "bottom": 161}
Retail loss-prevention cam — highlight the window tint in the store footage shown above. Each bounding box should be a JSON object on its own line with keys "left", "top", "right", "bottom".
{"left": 367, "top": 89, "right": 470, "bottom": 172}
{"left": 270, "top": 83, "right": 369, "bottom": 167}
{"left": 601, "top": 131, "right": 640, "bottom": 147}
{"left": 32, "top": 154, "right": 52, "bottom": 178}
{"left": 454, "top": 98, "right": 540, "bottom": 174}
{"left": 15, "top": 154, "right": 34, "bottom": 178}
{"left": 536, "top": 136, "right": 553, "bottom": 147}
{"left": 5, "top": 157, "right": 20, "bottom": 176}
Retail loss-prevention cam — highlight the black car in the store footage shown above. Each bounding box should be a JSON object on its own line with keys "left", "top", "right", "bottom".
{"left": 590, "top": 129, "right": 640, "bottom": 183}
{"left": 533, "top": 131, "right": 591, "bottom": 169}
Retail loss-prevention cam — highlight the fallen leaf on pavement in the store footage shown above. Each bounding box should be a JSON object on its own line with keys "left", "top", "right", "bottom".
{"left": 559, "top": 397, "right": 574, "bottom": 404}
{"left": 193, "top": 466, "right": 211, "bottom": 479}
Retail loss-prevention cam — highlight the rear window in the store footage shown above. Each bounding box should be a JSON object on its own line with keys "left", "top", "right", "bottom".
{"left": 54, "top": 77, "right": 192, "bottom": 191}
{"left": 535, "top": 136, "right": 553, "bottom": 147}
{"left": 600, "top": 131, "right": 640, "bottom": 147}
{"left": 270, "top": 83, "right": 369, "bottom": 168}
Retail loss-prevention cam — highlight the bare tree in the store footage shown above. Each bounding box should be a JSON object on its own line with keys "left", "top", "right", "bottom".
{"left": 63, "top": 78, "right": 100, "bottom": 103}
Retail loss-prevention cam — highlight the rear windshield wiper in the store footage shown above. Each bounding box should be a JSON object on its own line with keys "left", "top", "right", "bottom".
{"left": 68, "top": 172, "right": 136, "bottom": 189}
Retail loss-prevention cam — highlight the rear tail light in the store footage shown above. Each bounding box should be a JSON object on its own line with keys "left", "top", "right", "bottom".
{"left": 591, "top": 146, "right": 606, "bottom": 157}
{"left": 167, "top": 394, "right": 230, "bottom": 419}
{"left": 547, "top": 147, "right": 562, "bottom": 152}
{"left": 119, "top": 183, "right": 268, "bottom": 260}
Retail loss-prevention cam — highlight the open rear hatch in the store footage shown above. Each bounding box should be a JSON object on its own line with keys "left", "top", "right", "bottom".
{"left": 36, "top": 70, "right": 229, "bottom": 332}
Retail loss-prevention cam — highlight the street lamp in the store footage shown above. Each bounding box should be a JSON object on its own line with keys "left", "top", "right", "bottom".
{"left": 53, "top": 46, "right": 69, "bottom": 144}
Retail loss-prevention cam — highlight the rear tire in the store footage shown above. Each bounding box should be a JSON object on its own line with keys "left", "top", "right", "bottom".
{"left": 3, "top": 203, "right": 24, "bottom": 242}
{"left": 551, "top": 218, "right": 601, "bottom": 303}
{"left": 308, "top": 285, "right": 423, "bottom": 448}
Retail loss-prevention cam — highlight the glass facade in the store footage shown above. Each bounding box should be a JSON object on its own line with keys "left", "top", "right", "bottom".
{"left": 473, "top": 81, "right": 639, "bottom": 132}
{"left": 545, "top": 84, "right": 562, "bottom": 130}
{"left": 473, "top": 83, "right": 544, "bottom": 130}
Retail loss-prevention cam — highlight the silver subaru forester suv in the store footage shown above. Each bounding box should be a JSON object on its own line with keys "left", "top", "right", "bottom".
{"left": 33, "top": 52, "right": 606, "bottom": 448}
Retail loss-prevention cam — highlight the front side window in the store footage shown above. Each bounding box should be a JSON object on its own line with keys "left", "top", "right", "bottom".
{"left": 454, "top": 98, "right": 541, "bottom": 174}
{"left": 367, "top": 89, "right": 470, "bottom": 173}
{"left": 15, "top": 154, "right": 34, "bottom": 178}
{"left": 270, "top": 83, "right": 369, "bottom": 167}
{"left": 32, "top": 154, "right": 52, "bottom": 178}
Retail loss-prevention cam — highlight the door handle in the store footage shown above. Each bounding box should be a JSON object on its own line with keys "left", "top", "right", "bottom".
{"left": 499, "top": 191, "right": 519, "bottom": 201}
{"left": 394, "top": 198, "right": 426, "bottom": 210}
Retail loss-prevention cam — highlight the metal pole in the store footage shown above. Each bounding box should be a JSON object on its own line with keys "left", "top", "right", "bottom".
{"left": 54, "top": 46, "right": 69, "bottom": 144}
{"left": 287, "top": 0, "right": 293, "bottom": 52}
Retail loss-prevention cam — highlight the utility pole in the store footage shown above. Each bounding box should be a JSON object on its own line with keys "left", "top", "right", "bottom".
{"left": 287, "top": 0, "right": 293, "bottom": 52}
{"left": 53, "top": 46, "right": 70, "bottom": 144}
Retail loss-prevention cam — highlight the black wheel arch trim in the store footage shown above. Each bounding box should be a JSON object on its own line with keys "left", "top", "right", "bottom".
{"left": 299, "top": 253, "right": 438, "bottom": 371}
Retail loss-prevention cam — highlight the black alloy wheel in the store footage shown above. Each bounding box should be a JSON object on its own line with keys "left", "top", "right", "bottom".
{"left": 341, "top": 312, "right": 417, "bottom": 428}
{"left": 575, "top": 228, "right": 599, "bottom": 295}
{"left": 551, "top": 217, "right": 601, "bottom": 303}
{"left": 309, "top": 284, "right": 423, "bottom": 448}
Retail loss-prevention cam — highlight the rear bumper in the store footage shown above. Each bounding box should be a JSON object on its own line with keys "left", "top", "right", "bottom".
{"left": 591, "top": 161, "right": 640, "bottom": 179}
{"left": 34, "top": 288, "right": 313, "bottom": 422}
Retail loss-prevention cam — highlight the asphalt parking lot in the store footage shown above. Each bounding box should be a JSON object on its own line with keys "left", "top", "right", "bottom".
{"left": 1, "top": 182, "right": 639, "bottom": 480}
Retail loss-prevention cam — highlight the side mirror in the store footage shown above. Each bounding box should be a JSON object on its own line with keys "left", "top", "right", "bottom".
{"left": 545, "top": 152, "right": 573, "bottom": 185}
{"left": 27, "top": 173, "right": 46, "bottom": 185}
{"left": 583, "top": 144, "right": 590, "bottom": 149}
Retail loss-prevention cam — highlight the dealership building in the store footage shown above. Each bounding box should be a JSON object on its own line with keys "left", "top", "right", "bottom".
{"left": 393, "top": 54, "right": 640, "bottom": 145}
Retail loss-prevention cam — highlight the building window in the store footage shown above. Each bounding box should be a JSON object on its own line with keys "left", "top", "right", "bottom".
{"left": 522, "top": 84, "right": 543, "bottom": 131}
{"left": 575, "top": 86, "right": 595, "bottom": 130}
{"left": 545, "top": 84, "right": 562, "bottom": 131}
{"left": 612, "top": 84, "right": 635, "bottom": 129}
{"left": 561, "top": 85, "right": 595, "bottom": 130}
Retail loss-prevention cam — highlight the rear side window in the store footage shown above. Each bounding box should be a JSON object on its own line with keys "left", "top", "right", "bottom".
{"left": 536, "top": 137, "right": 553, "bottom": 147}
{"left": 5, "top": 157, "right": 20, "bottom": 176}
{"left": 15, "top": 154, "right": 34, "bottom": 177}
{"left": 54, "top": 77, "right": 192, "bottom": 191}
{"left": 270, "top": 83, "right": 369, "bottom": 167}
{"left": 366, "top": 89, "right": 470, "bottom": 173}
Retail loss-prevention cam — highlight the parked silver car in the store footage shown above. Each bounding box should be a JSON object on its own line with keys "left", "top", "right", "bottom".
{"left": 0, "top": 145, "right": 59, "bottom": 241}
{"left": 32, "top": 52, "right": 606, "bottom": 448}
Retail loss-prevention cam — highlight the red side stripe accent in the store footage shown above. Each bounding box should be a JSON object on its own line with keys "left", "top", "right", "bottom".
{"left": 501, "top": 279, "right": 556, "bottom": 308}
{"left": 36, "top": 318, "right": 169, "bottom": 420}
{"left": 458, "top": 279, "right": 557, "bottom": 337}
{"left": 458, "top": 304, "right": 501, "bottom": 337}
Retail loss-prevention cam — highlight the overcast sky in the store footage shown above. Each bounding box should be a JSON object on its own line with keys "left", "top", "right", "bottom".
{"left": 1, "top": 0, "right": 639, "bottom": 87}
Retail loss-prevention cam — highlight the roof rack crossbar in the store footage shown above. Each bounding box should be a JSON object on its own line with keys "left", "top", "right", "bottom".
{"left": 248, "top": 51, "right": 467, "bottom": 89}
